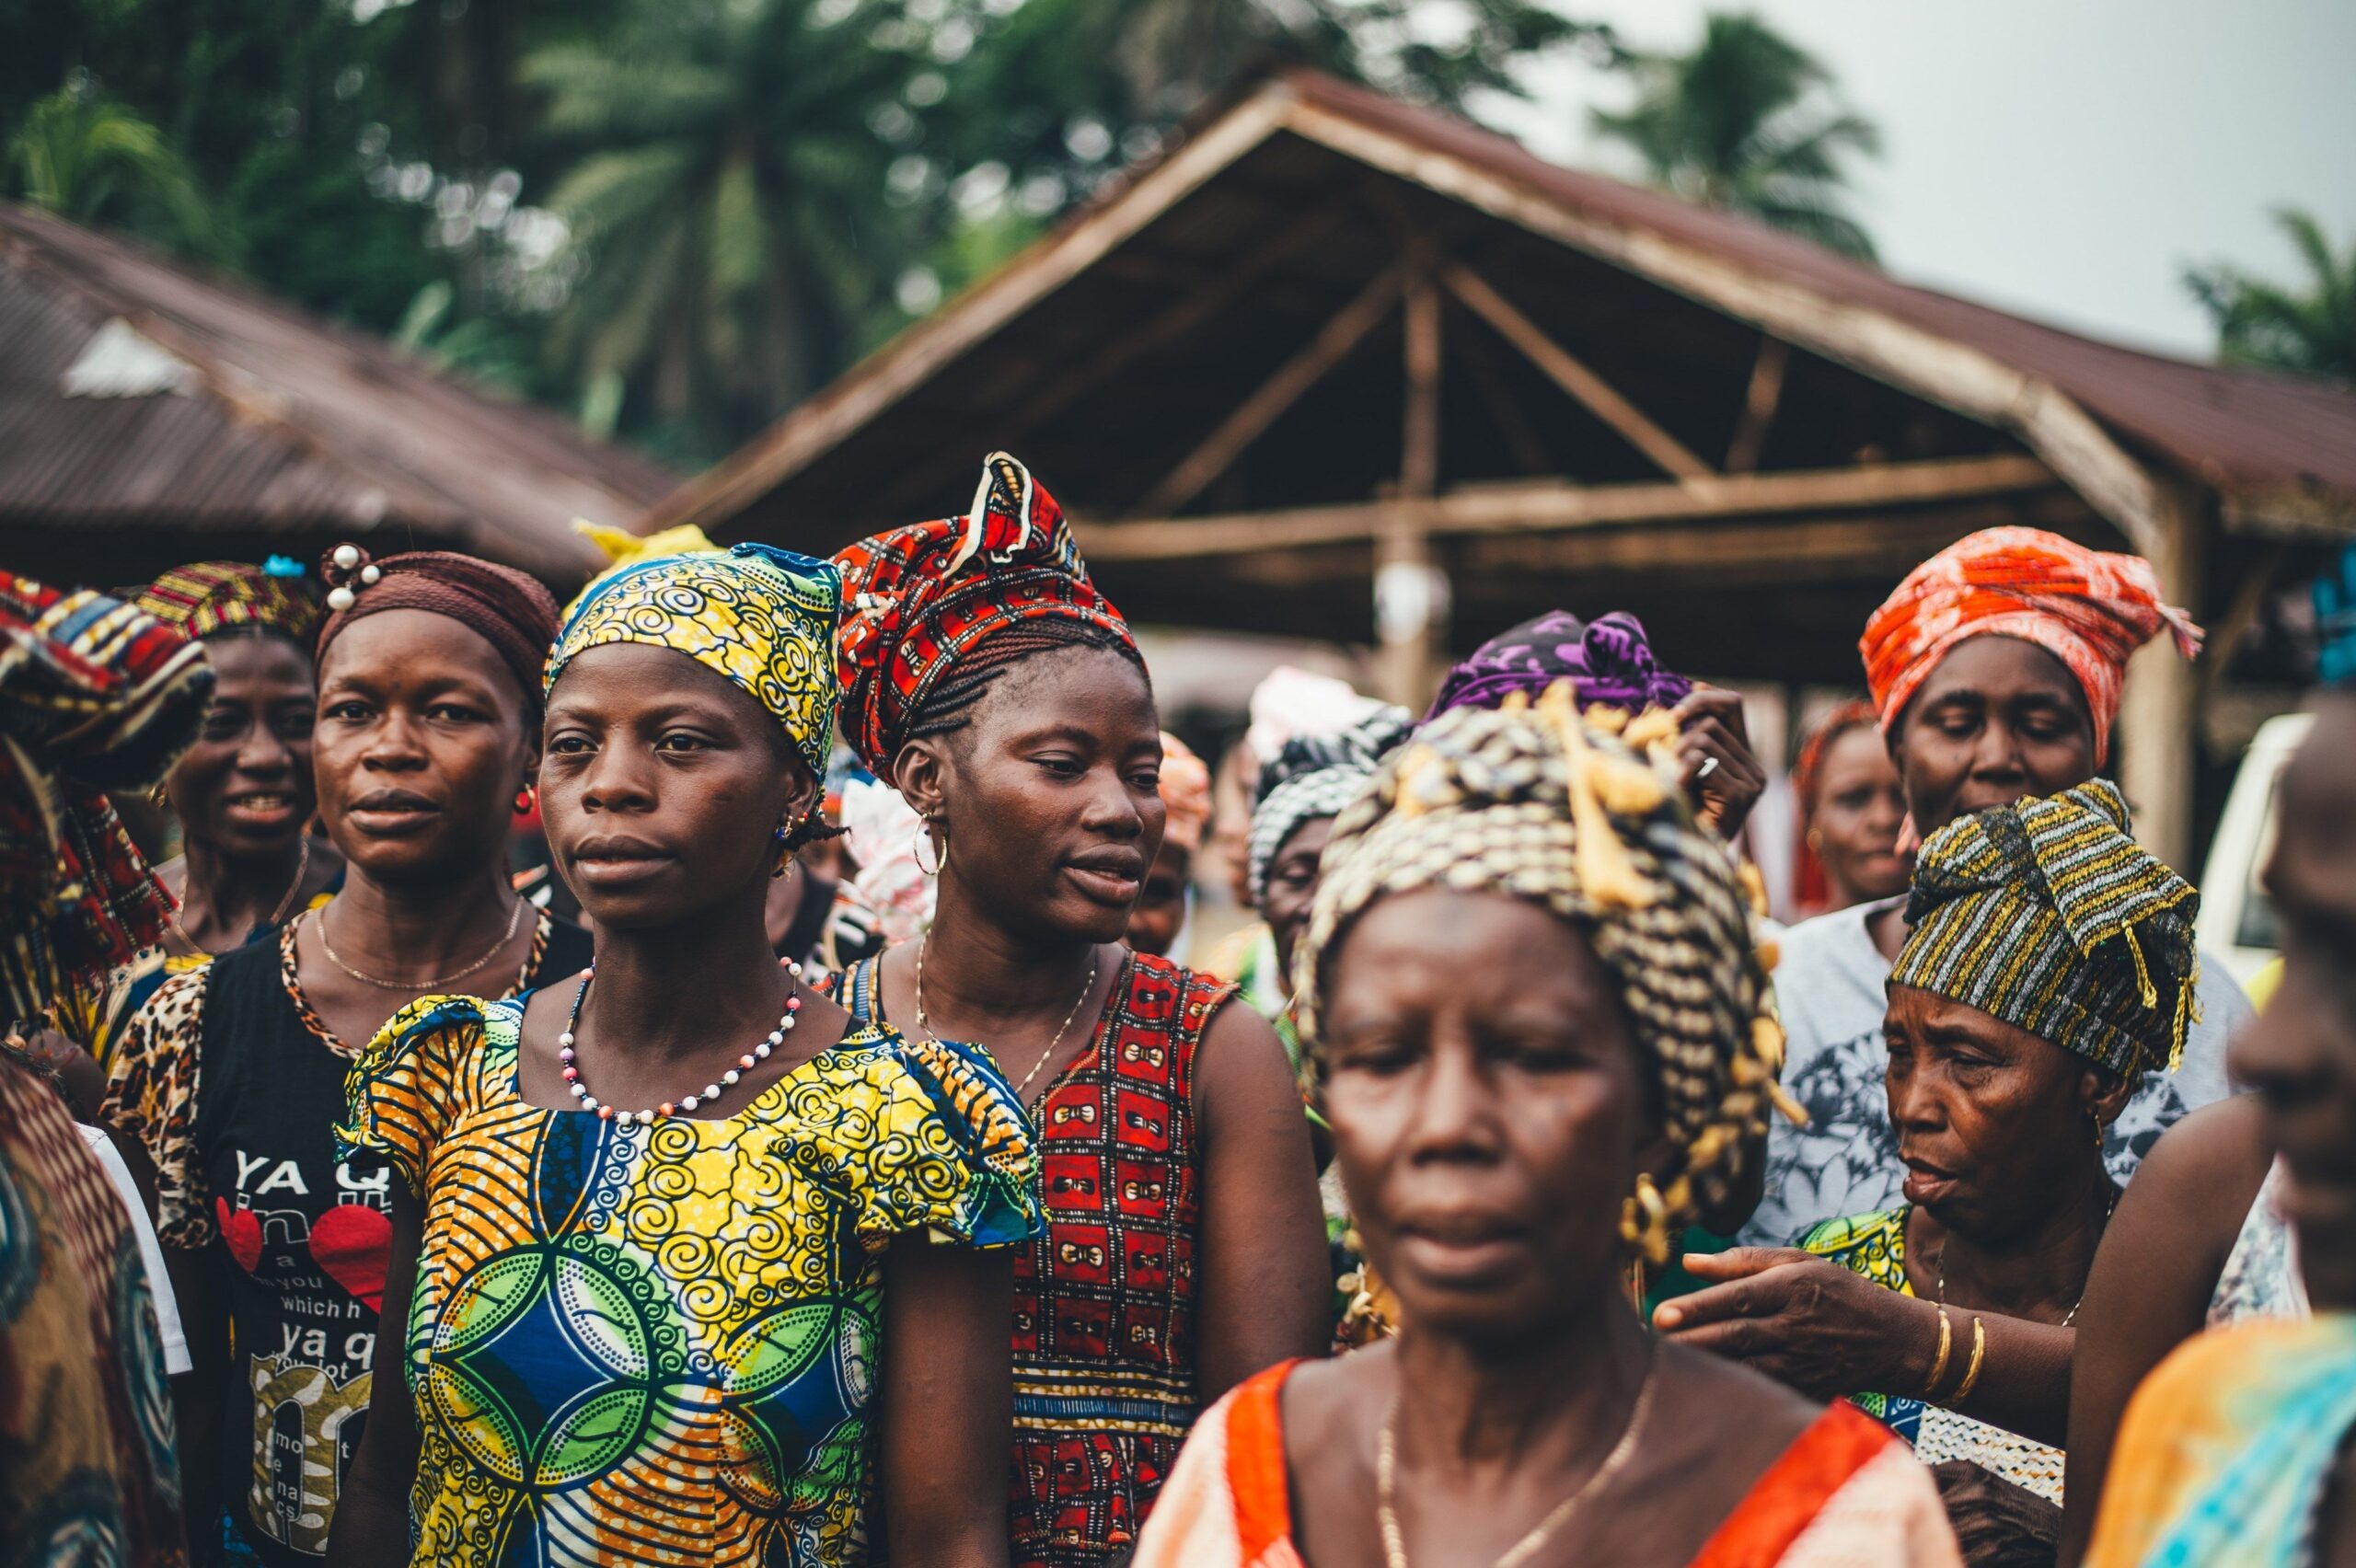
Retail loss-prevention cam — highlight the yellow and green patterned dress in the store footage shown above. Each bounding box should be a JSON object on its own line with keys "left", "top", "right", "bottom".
{"left": 339, "top": 993, "right": 1042, "bottom": 1567}
{"left": 1797, "top": 1208, "right": 2070, "bottom": 1503}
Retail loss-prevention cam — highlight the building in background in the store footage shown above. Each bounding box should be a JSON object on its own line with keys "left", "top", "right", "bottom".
{"left": 0, "top": 202, "right": 672, "bottom": 590}
{"left": 646, "top": 68, "right": 2356, "bottom": 872}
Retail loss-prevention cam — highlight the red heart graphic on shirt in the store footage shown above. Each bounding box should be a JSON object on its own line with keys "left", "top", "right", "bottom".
{"left": 216, "top": 1198, "right": 263, "bottom": 1274}
{"left": 308, "top": 1204, "right": 391, "bottom": 1313}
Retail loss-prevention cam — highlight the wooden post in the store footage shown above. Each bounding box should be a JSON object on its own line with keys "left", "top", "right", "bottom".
{"left": 2115, "top": 478, "right": 2202, "bottom": 871}
{"left": 1378, "top": 277, "right": 1446, "bottom": 709}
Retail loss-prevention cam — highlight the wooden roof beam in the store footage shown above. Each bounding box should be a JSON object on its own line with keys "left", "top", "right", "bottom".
{"left": 1725, "top": 336, "right": 1790, "bottom": 473}
{"left": 1082, "top": 451, "right": 2057, "bottom": 560}
{"left": 1127, "top": 259, "right": 1411, "bottom": 520}
{"left": 1441, "top": 264, "right": 1714, "bottom": 481}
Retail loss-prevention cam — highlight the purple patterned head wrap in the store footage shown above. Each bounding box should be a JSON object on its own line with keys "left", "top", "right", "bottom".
{"left": 1426, "top": 609, "right": 1692, "bottom": 721}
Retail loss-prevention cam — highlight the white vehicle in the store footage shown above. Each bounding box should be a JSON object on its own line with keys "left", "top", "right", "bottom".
{"left": 2196, "top": 711, "right": 2316, "bottom": 989}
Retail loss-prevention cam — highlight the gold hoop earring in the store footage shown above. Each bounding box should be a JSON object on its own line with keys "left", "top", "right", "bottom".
{"left": 915, "top": 821, "right": 947, "bottom": 878}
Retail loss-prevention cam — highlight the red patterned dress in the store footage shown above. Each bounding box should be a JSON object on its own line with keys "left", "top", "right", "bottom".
{"left": 839, "top": 949, "right": 1231, "bottom": 1568}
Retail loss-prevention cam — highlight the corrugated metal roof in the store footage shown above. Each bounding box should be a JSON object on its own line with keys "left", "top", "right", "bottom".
{"left": 0, "top": 202, "right": 675, "bottom": 581}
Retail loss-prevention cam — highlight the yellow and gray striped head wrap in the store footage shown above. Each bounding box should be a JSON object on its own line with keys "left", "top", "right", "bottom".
{"left": 1894, "top": 778, "right": 2197, "bottom": 1080}
{"left": 1297, "top": 684, "right": 1795, "bottom": 1262}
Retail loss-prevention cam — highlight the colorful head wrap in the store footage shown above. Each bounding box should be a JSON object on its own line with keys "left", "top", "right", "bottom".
{"left": 1862, "top": 527, "right": 2202, "bottom": 766}
{"left": 1158, "top": 732, "right": 1213, "bottom": 856}
{"left": 315, "top": 547, "right": 560, "bottom": 706}
{"left": 832, "top": 453, "right": 1138, "bottom": 777}
{"left": 134, "top": 560, "right": 319, "bottom": 644}
{"left": 1247, "top": 706, "right": 1413, "bottom": 905}
{"left": 1426, "top": 609, "right": 1692, "bottom": 721}
{"left": 0, "top": 573, "right": 212, "bottom": 1019}
{"left": 1299, "top": 687, "right": 1793, "bottom": 1262}
{"left": 1792, "top": 698, "right": 1882, "bottom": 810}
{"left": 1895, "top": 778, "right": 2198, "bottom": 1080}
{"left": 548, "top": 526, "right": 842, "bottom": 778}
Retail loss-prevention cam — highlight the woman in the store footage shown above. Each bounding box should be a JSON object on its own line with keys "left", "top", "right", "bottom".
{"left": 828, "top": 453, "right": 1329, "bottom": 1568}
{"left": 1245, "top": 708, "right": 1413, "bottom": 1068}
{"left": 1133, "top": 688, "right": 1958, "bottom": 1568}
{"left": 1126, "top": 732, "right": 1211, "bottom": 961}
{"left": 1665, "top": 780, "right": 2194, "bottom": 1562}
{"left": 2072, "top": 689, "right": 2355, "bottom": 1568}
{"left": 0, "top": 570, "right": 207, "bottom": 1568}
{"left": 1791, "top": 698, "right": 1907, "bottom": 917}
{"left": 52, "top": 563, "right": 341, "bottom": 1073}
{"left": 102, "top": 547, "right": 592, "bottom": 1567}
{"left": 1745, "top": 526, "right": 2246, "bottom": 1250}
{"left": 329, "top": 540, "right": 1036, "bottom": 1566}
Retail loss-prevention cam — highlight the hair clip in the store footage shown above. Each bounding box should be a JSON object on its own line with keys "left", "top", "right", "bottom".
{"left": 320, "top": 543, "right": 384, "bottom": 611}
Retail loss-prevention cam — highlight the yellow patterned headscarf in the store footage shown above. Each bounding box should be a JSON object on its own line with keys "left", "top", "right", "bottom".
{"left": 547, "top": 525, "right": 842, "bottom": 777}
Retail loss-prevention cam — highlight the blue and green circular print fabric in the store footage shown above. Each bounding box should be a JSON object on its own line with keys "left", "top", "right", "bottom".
{"left": 340, "top": 995, "right": 1041, "bottom": 1566}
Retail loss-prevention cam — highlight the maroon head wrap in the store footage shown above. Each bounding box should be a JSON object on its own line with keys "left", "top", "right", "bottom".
{"left": 313, "top": 547, "right": 560, "bottom": 704}
{"left": 832, "top": 453, "right": 1138, "bottom": 777}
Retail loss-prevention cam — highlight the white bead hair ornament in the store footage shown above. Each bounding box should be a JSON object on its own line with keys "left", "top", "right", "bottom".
{"left": 326, "top": 586, "right": 355, "bottom": 611}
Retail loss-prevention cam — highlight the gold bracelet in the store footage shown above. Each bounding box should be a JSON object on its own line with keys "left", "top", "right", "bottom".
{"left": 1923, "top": 1305, "right": 1954, "bottom": 1399}
{"left": 1949, "top": 1315, "right": 1988, "bottom": 1405}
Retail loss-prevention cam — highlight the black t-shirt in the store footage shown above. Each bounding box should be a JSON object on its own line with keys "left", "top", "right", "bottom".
{"left": 191, "top": 916, "right": 592, "bottom": 1565}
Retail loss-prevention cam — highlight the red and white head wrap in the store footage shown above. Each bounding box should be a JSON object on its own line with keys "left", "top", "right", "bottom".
{"left": 1861, "top": 527, "right": 2201, "bottom": 766}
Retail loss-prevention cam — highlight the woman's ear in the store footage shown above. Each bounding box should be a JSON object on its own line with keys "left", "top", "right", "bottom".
{"left": 893, "top": 738, "right": 951, "bottom": 824}
{"left": 780, "top": 755, "right": 822, "bottom": 831}
{"left": 2082, "top": 1062, "right": 2138, "bottom": 1132}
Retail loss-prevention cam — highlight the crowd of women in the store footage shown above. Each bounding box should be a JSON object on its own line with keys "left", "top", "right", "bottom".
{"left": 0, "top": 447, "right": 2350, "bottom": 1568}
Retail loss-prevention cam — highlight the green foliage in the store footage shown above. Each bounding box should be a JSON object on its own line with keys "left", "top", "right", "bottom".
{"left": 2186, "top": 208, "right": 2356, "bottom": 384}
{"left": 1590, "top": 10, "right": 1879, "bottom": 260}
{"left": 8, "top": 76, "right": 217, "bottom": 255}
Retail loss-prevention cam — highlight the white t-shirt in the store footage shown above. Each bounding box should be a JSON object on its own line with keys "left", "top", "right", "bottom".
{"left": 76, "top": 1123, "right": 191, "bottom": 1376}
{"left": 1741, "top": 896, "right": 2251, "bottom": 1248}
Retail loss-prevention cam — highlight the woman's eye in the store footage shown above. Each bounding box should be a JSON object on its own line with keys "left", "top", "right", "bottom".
{"left": 1034, "top": 756, "right": 1082, "bottom": 777}
{"left": 548, "top": 735, "right": 591, "bottom": 755}
{"left": 429, "top": 704, "right": 479, "bottom": 722}
{"left": 324, "top": 701, "right": 369, "bottom": 722}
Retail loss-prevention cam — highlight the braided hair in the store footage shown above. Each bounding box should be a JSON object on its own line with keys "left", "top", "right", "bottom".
{"left": 1298, "top": 683, "right": 1797, "bottom": 1267}
{"left": 903, "top": 617, "right": 1145, "bottom": 748}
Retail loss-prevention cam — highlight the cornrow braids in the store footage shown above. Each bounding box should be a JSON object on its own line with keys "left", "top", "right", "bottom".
{"left": 902, "top": 618, "right": 1145, "bottom": 746}
{"left": 1297, "top": 683, "right": 1799, "bottom": 1272}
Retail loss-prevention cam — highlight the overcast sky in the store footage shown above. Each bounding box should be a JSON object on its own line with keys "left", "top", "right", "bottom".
{"left": 1471, "top": 0, "right": 2355, "bottom": 359}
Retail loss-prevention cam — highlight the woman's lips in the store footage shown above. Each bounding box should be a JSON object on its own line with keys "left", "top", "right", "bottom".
{"left": 344, "top": 795, "right": 440, "bottom": 836}
{"left": 1063, "top": 859, "right": 1144, "bottom": 905}
{"left": 1393, "top": 1219, "right": 1532, "bottom": 1285}
{"left": 1900, "top": 1161, "right": 1960, "bottom": 1205}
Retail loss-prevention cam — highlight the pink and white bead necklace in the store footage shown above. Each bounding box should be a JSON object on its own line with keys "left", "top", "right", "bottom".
{"left": 559, "top": 961, "right": 803, "bottom": 1124}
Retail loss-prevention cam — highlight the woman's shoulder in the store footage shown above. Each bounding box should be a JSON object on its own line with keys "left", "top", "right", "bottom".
{"left": 354, "top": 991, "right": 523, "bottom": 1078}
{"left": 829, "top": 1024, "right": 1034, "bottom": 1161}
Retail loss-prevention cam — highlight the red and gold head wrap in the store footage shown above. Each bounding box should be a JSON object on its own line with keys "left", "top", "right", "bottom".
{"left": 1861, "top": 527, "right": 2201, "bottom": 766}
{"left": 831, "top": 452, "right": 1138, "bottom": 778}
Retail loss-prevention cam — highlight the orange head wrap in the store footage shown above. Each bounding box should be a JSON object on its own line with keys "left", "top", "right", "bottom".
{"left": 1861, "top": 527, "right": 2201, "bottom": 766}
{"left": 1156, "top": 732, "right": 1212, "bottom": 856}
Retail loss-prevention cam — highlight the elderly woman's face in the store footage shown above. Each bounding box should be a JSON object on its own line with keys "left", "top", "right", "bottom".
{"left": 1882, "top": 983, "right": 2116, "bottom": 1239}
{"left": 1322, "top": 888, "right": 1648, "bottom": 1343}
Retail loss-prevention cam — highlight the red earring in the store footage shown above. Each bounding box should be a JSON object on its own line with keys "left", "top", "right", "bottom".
{"left": 514, "top": 784, "right": 537, "bottom": 814}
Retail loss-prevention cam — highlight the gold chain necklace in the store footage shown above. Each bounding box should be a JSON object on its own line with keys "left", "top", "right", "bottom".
{"left": 313, "top": 895, "right": 523, "bottom": 991}
{"left": 167, "top": 836, "right": 310, "bottom": 958}
{"left": 914, "top": 933, "right": 1098, "bottom": 1100}
{"left": 1377, "top": 1343, "right": 1657, "bottom": 1568}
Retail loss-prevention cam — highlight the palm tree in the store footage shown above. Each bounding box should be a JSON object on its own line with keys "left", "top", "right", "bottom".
{"left": 2186, "top": 208, "right": 2355, "bottom": 384}
{"left": 1590, "top": 12, "right": 1879, "bottom": 261}
{"left": 524, "top": 0, "right": 925, "bottom": 455}
{"left": 8, "top": 75, "right": 218, "bottom": 255}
